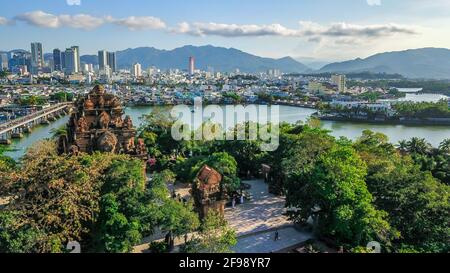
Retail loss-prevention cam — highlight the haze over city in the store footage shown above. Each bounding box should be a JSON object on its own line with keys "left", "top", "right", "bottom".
{"left": 1, "top": 0, "right": 450, "bottom": 62}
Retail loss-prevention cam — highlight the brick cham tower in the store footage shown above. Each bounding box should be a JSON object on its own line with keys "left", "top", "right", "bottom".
{"left": 58, "top": 85, "right": 147, "bottom": 159}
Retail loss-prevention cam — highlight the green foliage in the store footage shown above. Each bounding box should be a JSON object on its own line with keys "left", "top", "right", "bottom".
{"left": 50, "top": 92, "right": 74, "bottom": 102}
{"left": 286, "top": 142, "right": 395, "bottom": 247}
{"left": 393, "top": 100, "right": 450, "bottom": 118}
{"left": 18, "top": 95, "right": 47, "bottom": 106}
{"left": 95, "top": 159, "right": 147, "bottom": 253}
{"left": 355, "top": 132, "right": 450, "bottom": 253}
{"left": 0, "top": 146, "right": 15, "bottom": 172}
{"left": 182, "top": 211, "right": 237, "bottom": 253}
{"left": 0, "top": 141, "right": 198, "bottom": 253}
{"left": 148, "top": 241, "right": 168, "bottom": 253}
{"left": 146, "top": 171, "right": 200, "bottom": 238}
{"left": 365, "top": 157, "right": 450, "bottom": 253}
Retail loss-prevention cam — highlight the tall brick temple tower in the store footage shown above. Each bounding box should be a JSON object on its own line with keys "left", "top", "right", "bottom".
{"left": 58, "top": 85, "right": 147, "bottom": 159}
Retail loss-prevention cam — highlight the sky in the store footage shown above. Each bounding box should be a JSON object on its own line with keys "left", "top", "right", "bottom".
{"left": 1, "top": 0, "right": 450, "bottom": 62}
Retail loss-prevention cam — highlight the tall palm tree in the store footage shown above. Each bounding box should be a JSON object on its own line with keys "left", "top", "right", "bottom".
{"left": 50, "top": 126, "right": 68, "bottom": 140}
{"left": 407, "top": 137, "right": 431, "bottom": 155}
{"left": 439, "top": 139, "right": 450, "bottom": 154}
{"left": 397, "top": 140, "right": 409, "bottom": 153}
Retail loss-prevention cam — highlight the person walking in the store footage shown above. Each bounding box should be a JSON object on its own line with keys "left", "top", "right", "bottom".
{"left": 274, "top": 230, "right": 280, "bottom": 241}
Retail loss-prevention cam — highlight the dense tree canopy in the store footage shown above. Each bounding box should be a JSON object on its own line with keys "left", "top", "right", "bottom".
{"left": 0, "top": 141, "right": 200, "bottom": 253}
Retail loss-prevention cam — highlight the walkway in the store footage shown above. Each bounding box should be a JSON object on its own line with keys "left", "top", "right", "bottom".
{"left": 232, "top": 226, "right": 313, "bottom": 253}
{"left": 224, "top": 179, "right": 289, "bottom": 236}
{"left": 225, "top": 179, "right": 313, "bottom": 253}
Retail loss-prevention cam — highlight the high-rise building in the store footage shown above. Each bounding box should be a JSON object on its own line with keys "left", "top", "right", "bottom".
{"left": 9, "top": 52, "right": 31, "bottom": 73}
{"left": 107, "top": 52, "right": 117, "bottom": 72}
{"left": 61, "top": 51, "right": 66, "bottom": 70}
{"left": 71, "top": 46, "right": 80, "bottom": 73}
{"left": 98, "top": 50, "right": 108, "bottom": 71}
{"left": 0, "top": 53, "right": 8, "bottom": 70}
{"left": 189, "top": 56, "right": 195, "bottom": 75}
{"left": 132, "top": 63, "right": 142, "bottom": 77}
{"left": 331, "top": 74, "right": 347, "bottom": 93}
{"left": 64, "top": 48, "right": 77, "bottom": 75}
{"left": 53, "top": 49, "right": 62, "bottom": 71}
{"left": 30, "top": 42, "right": 44, "bottom": 74}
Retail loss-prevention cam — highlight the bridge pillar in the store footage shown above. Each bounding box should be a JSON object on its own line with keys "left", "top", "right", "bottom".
{"left": 41, "top": 117, "right": 50, "bottom": 125}
{"left": 11, "top": 127, "right": 24, "bottom": 139}
{"left": 0, "top": 132, "right": 11, "bottom": 145}
{"left": 48, "top": 114, "right": 56, "bottom": 122}
{"left": 23, "top": 124, "right": 32, "bottom": 134}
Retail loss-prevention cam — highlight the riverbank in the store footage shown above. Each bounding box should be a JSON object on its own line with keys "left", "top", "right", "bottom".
{"left": 317, "top": 114, "right": 450, "bottom": 126}
{"left": 126, "top": 100, "right": 318, "bottom": 109}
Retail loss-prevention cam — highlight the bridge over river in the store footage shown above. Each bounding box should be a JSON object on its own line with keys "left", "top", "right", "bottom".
{"left": 0, "top": 103, "right": 72, "bottom": 144}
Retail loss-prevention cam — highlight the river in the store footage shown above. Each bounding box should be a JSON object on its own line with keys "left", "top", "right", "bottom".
{"left": 4, "top": 94, "right": 450, "bottom": 161}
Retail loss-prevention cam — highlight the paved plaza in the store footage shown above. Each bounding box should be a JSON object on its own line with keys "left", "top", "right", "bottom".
{"left": 134, "top": 179, "right": 313, "bottom": 253}
{"left": 224, "top": 179, "right": 290, "bottom": 236}
{"left": 232, "top": 226, "right": 313, "bottom": 253}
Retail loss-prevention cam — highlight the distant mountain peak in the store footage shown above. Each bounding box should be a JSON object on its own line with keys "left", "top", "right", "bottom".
{"left": 319, "top": 47, "right": 450, "bottom": 79}
{"left": 83, "top": 45, "right": 310, "bottom": 73}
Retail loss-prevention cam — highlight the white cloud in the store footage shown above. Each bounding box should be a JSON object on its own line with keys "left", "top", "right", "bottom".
{"left": 0, "top": 16, "right": 12, "bottom": 25}
{"left": 112, "top": 16, "right": 166, "bottom": 31}
{"left": 15, "top": 11, "right": 105, "bottom": 30}
{"left": 13, "top": 11, "right": 166, "bottom": 31}
{"left": 367, "top": 0, "right": 381, "bottom": 6}
{"left": 7, "top": 10, "right": 419, "bottom": 41}
{"left": 59, "top": 14, "right": 105, "bottom": 30}
{"left": 174, "top": 21, "right": 418, "bottom": 39}
{"left": 174, "top": 22, "right": 299, "bottom": 37}
{"left": 15, "top": 11, "right": 60, "bottom": 28}
{"left": 67, "top": 0, "right": 81, "bottom": 5}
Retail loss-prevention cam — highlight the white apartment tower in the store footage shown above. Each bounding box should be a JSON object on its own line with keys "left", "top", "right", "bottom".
{"left": 132, "top": 63, "right": 142, "bottom": 77}
{"left": 332, "top": 74, "right": 347, "bottom": 93}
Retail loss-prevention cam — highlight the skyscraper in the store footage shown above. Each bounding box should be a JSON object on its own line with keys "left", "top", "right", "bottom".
{"left": 107, "top": 52, "right": 117, "bottom": 73}
{"left": 61, "top": 51, "right": 66, "bottom": 71}
{"left": 331, "top": 74, "right": 347, "bottom": 93}
{"left": 71, "top": 46, "right": 80, "bottom": 73}
{"left": 64, "top": 48, "right": 77, "bottom": 75}
{"left": 53, "top": 49, "right": 62, "bottom": 71}
{"left": 30, "top": 42, "right": 44, "bottom": 74}
{"left": 98, "top": 50, "right": 108, "bottom": 71}
{"left": 189, "top": 56, "right": 195, "bottom": 75}
{"left": 132, "top": 63, "right": 142, "bottom": 77}
{"left": 0, "top": 53, "right": 8, "bottom": 70}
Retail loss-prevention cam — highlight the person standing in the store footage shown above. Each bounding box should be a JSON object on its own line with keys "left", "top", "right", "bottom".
{"left": 274, "top": 230, "right": 280, "bottom": 241}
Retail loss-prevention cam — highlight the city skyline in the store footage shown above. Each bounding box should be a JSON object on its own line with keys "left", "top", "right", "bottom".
{"left": 0, "top": 0, "right": 450, "bottom": 62}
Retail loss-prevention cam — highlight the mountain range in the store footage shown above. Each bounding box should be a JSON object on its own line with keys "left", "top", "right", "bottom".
{"left": 81, "top": 45, "right": 310, "bottom": 73}
{"left": 319, "top": 48, "right": 450, "bottom": 79}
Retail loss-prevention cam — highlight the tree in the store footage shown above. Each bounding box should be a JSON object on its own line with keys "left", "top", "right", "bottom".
{"left": 0, "top": 141, "right": 170, "bottom": 253}
{"left": 0, "top": 146, "right": 15, "bottom": 172}
{"left": 285, "top": 143, "right": 395, "bottom": 248}
{"left": 439, "top": 139, "right": 450, "bottom": 154}
{"left": 50, "top": 126, "right": 68, "bottom": 139}
{"left": 145, "top": 171, "right": 200, "bottom": 247}
{"left": 354, "top": 132, "right": 450, "bottom": 252}
{"left": 366, "top": 157, "right": 450, "bottom": 252}
{"left": 182, "top": 211, "right": 237, "bottom": 253}
{"left": 407, "top": 137, "right": 432, "bottom": 155}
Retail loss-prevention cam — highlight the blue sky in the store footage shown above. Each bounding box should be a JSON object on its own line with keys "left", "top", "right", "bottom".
{"left": 1, "top": 0, "right": 450, "bottom": 61}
